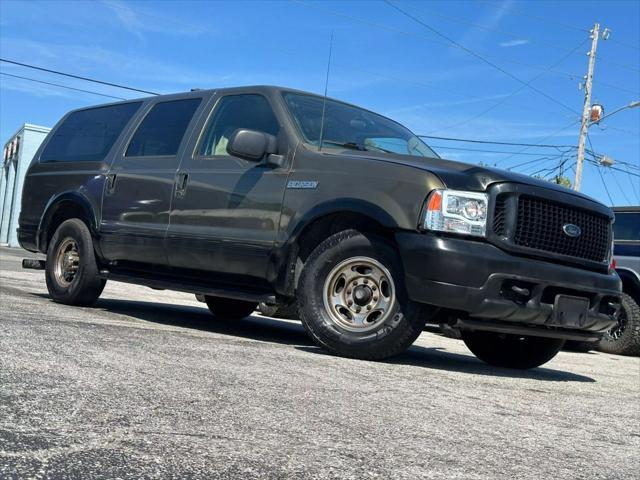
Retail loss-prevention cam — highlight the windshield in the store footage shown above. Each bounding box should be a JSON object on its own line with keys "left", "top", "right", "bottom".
{"left": 283, "top": 93, "right": 439, "bottom": 158}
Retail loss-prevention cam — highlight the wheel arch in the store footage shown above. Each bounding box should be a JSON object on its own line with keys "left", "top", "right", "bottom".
{"left": 37, "top": 192, "right": 98, "bottom": 253}
{"left": 272, "top": 199, "right": 408, "bottom": 297}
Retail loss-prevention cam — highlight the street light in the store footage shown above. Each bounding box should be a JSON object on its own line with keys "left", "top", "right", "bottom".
{"left": 590, "top": 100, "right": 640, "bottom": 125}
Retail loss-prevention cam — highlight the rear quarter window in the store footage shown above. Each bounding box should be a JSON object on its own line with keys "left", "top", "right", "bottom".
{"left": 40, "top": 102, "right": 142, "bottom": 162}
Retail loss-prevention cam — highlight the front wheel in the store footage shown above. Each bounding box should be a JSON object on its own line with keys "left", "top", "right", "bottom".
{"left": 204, "top": 296, "right": 257, "bottom": 321}
{"left": 298, "top": 230, "right": 430, "bottom": 360}
{"left": 462, "top": 330, "right": 564, "bottom": 369}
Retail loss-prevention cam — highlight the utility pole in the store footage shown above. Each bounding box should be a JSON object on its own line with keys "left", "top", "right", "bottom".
{"left": 574, "top": 23, "right": 600, "bottom": 192}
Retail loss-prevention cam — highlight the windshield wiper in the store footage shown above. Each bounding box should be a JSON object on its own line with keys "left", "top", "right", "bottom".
{"left": 362, "top": 144, "right": 395, "bottom": 154}
{"left": 321, "top": 140, "right": 397, "bottom": 155}
{"left": 321, "top": 140, "right": 366, "bottom": 151}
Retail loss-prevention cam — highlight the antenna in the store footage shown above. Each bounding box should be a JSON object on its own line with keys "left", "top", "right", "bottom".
{"left": 318, "top": 30, "right": 334, "bottom": 151}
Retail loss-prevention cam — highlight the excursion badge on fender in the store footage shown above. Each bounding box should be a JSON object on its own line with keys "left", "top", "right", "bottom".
{"left": 287, "top": 180, "right": 318, "bottom": 189}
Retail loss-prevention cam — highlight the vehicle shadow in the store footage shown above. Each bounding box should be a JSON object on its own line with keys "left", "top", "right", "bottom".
{"left": 33, "top": 293, "right": 595, "bottom": 382}
{"left": 297, "top": 344, "right": 596, "bottom": 382}
{"left": 32, "top": 293, "right": 310, "bottom": 346}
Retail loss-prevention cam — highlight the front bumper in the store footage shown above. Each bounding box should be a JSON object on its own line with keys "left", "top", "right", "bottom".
{"left": 396, "top": 232, "right": 622, "bottom": 340}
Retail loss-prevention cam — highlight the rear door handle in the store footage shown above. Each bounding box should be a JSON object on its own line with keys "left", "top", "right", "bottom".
{"left": 105, "top": 174, "right": 117, "bottom": 195}
{"left": 175, "top": 172, "right": 189, "bottom": 198}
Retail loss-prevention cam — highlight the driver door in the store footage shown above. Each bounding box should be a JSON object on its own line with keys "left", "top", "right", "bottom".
{"left": 166, "top": 93, "right": 289, "bottom": 283}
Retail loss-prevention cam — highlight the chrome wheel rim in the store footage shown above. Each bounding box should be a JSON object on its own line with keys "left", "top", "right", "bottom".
{"left": 323, "top": 256, "right": 396, "bottom": 332}
{"left": 54, "top": 238, "right": 80, "bottom": 287}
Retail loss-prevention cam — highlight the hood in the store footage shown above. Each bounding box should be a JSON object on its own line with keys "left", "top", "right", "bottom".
{"left": 339, "top": 150, "right": 604, "bottom": 206}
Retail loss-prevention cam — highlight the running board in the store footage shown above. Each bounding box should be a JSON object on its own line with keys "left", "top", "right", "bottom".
{"left": 455, "top": 318, "right": 601, "bottom": 342}
{"left": 22, "top": 259, "right": 46, "bottom": 270}
{"left": 98, "top": 269, "right": 275, "bottom": 304}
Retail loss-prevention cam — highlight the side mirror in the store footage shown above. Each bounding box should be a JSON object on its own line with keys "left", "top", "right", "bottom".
{"left": 227, "top": 129, "right": 277, "bottom": 161}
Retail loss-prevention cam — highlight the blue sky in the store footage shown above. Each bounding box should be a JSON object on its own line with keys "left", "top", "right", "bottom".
{"left": 1, "top": 0, "right": 638, "bottom": 205}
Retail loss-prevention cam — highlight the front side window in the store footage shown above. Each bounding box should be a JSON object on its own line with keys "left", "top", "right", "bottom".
{"left": 126, "top": 98, "right": 201, "bottom": 157}
{"left": 198, "top": 94, "right": 280, "bottom": 157}
{"left": 41, "top": 102, "right": 142, "bottom": 162}
{"left": 283, "top": 93, "right": 439, "bottom": 158}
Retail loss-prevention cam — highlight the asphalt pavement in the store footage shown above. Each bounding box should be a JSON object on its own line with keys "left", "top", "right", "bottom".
{"left": 1, "top": 246, "right": 639, "bottom": 479}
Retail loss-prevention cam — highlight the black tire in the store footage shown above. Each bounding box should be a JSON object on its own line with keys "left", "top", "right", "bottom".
{"left": 598, "top": 293, "right": 640, "bottom": 356}
{"left": 45, "top": 218, "right": 106, "bottom": 306}
{"left": 204, "top": 296, "right": 257, "bottom": 320}
{"left": 298, "top": 229, "right": 430, "bottom": 360}
{"left": 461, "top": 330, "right": 564, "bottom": 369}
{"left": 258, "top": 301, "right": 299, "bottom": 319}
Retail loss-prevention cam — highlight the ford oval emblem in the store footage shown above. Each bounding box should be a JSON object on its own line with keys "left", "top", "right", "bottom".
{"left": 562, "top": 224, "right": 582, "bottom": 238}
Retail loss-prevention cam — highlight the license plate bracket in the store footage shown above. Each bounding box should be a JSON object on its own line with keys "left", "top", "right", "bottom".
{"left": 552, "top": 295, "right": 590, "bottom": 327}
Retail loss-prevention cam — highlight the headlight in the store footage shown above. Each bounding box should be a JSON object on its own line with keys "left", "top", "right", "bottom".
{"left": 422, "top": 189, "right": 489, "bottom": 237}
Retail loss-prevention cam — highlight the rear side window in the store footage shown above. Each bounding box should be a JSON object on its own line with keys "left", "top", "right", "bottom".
{"left": 126, "top": 98, "right": 201, "bottom": 157}
{"left": 40, "top": 102, "right": 142, "bottom": 162}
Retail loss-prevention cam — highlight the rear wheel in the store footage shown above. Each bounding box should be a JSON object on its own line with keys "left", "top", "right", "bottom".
{"left": 298, "top": 230, "right": 430, "bottom": 360}
{"left": 598, "top": 293, "right": 640, "bottom": 356}
{"left": 45, "top": 218, "right": 106, "bottom": 306}
{"left": 204, "top": 296, "right": 257, "bottom": 321}
{"left": 462, "top": 330, "right": 564, "bottom": 369}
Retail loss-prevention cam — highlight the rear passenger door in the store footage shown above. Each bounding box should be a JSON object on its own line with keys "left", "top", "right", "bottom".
{"left": 165, "top": 93, "right": 289, "bottom": 282}
{"left": 100, "top": 96, "right": 204, "bottom": 266}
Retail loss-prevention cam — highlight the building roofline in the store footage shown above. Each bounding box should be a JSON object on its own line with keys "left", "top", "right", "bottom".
{"left": 4, "top": 123, "right": 51, "bottom": 145}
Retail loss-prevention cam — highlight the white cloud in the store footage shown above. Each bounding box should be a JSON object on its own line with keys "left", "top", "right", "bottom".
{"left": 100, "top": 0, "right": 211, "bottom": 39}
{"left": 499, "top": 39, "right": 530, "bottom": 48}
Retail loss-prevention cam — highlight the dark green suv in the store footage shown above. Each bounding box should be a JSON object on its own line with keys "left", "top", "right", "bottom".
{"left": 19, "top": 86, "right": 622, "bottom": 369}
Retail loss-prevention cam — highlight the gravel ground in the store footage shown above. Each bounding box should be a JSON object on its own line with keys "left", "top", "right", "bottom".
{"left": 1, "top": 246, "right": 639, "bottom": 479}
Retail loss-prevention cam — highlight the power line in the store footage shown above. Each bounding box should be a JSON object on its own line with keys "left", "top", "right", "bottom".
{"left": 417, "top": 135, "right": 577, "bottom": 149}
{"left": 508, "top": 153, "right": 570, "bottom": 171}
{"left": 492, "top": 56, "right": 639, "bottom": 96}
{"left": 478, "top": 0, "right": 588, "bottom": 33}
{"left": 594, "top": 160, "right": 615, "bottom": 205}
{"left": 422, "top": 38, "right": 588, "bottom": 134}
{"left": 294, "top": 1, "right": 637, "bottom": 99}
{"left": 587, "top": 133, "right": 615, "bottom": 205}
{"left": 0, "top": 59, "right": 159, "bottom": 96}
{"left": 497, "top": 119, "right": 581, "bottom": 163}
{"left": 419, "top": 3, "right": 636, "bottom": 72}
{"left": 0, "top": 72, "right": 127, "bottom": 100}
{"left": 509, "top": 151, "right": 576, "bottom": 175}
{"left": 405, "top": 3, "right": 598, "bottom": 65}
{"left": 608, "top": 167, "right": 632, "bottom": 204}
{"left": 589, "top": 132, "right": 633, "bottom": 204}
{"left": 609, "top": 38, "right": 640, "bottom": 52}
{"left": 477, "top": 1, "right": 639, "bottom": 73}
{"left": 621, "top": 164, "right": 640, "bottom": 202}
{"left": 383, "top": 1, "right": 579, "bottom": 116}
{"left": 427, "top": 144, "right": 572, "bottom": 156}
